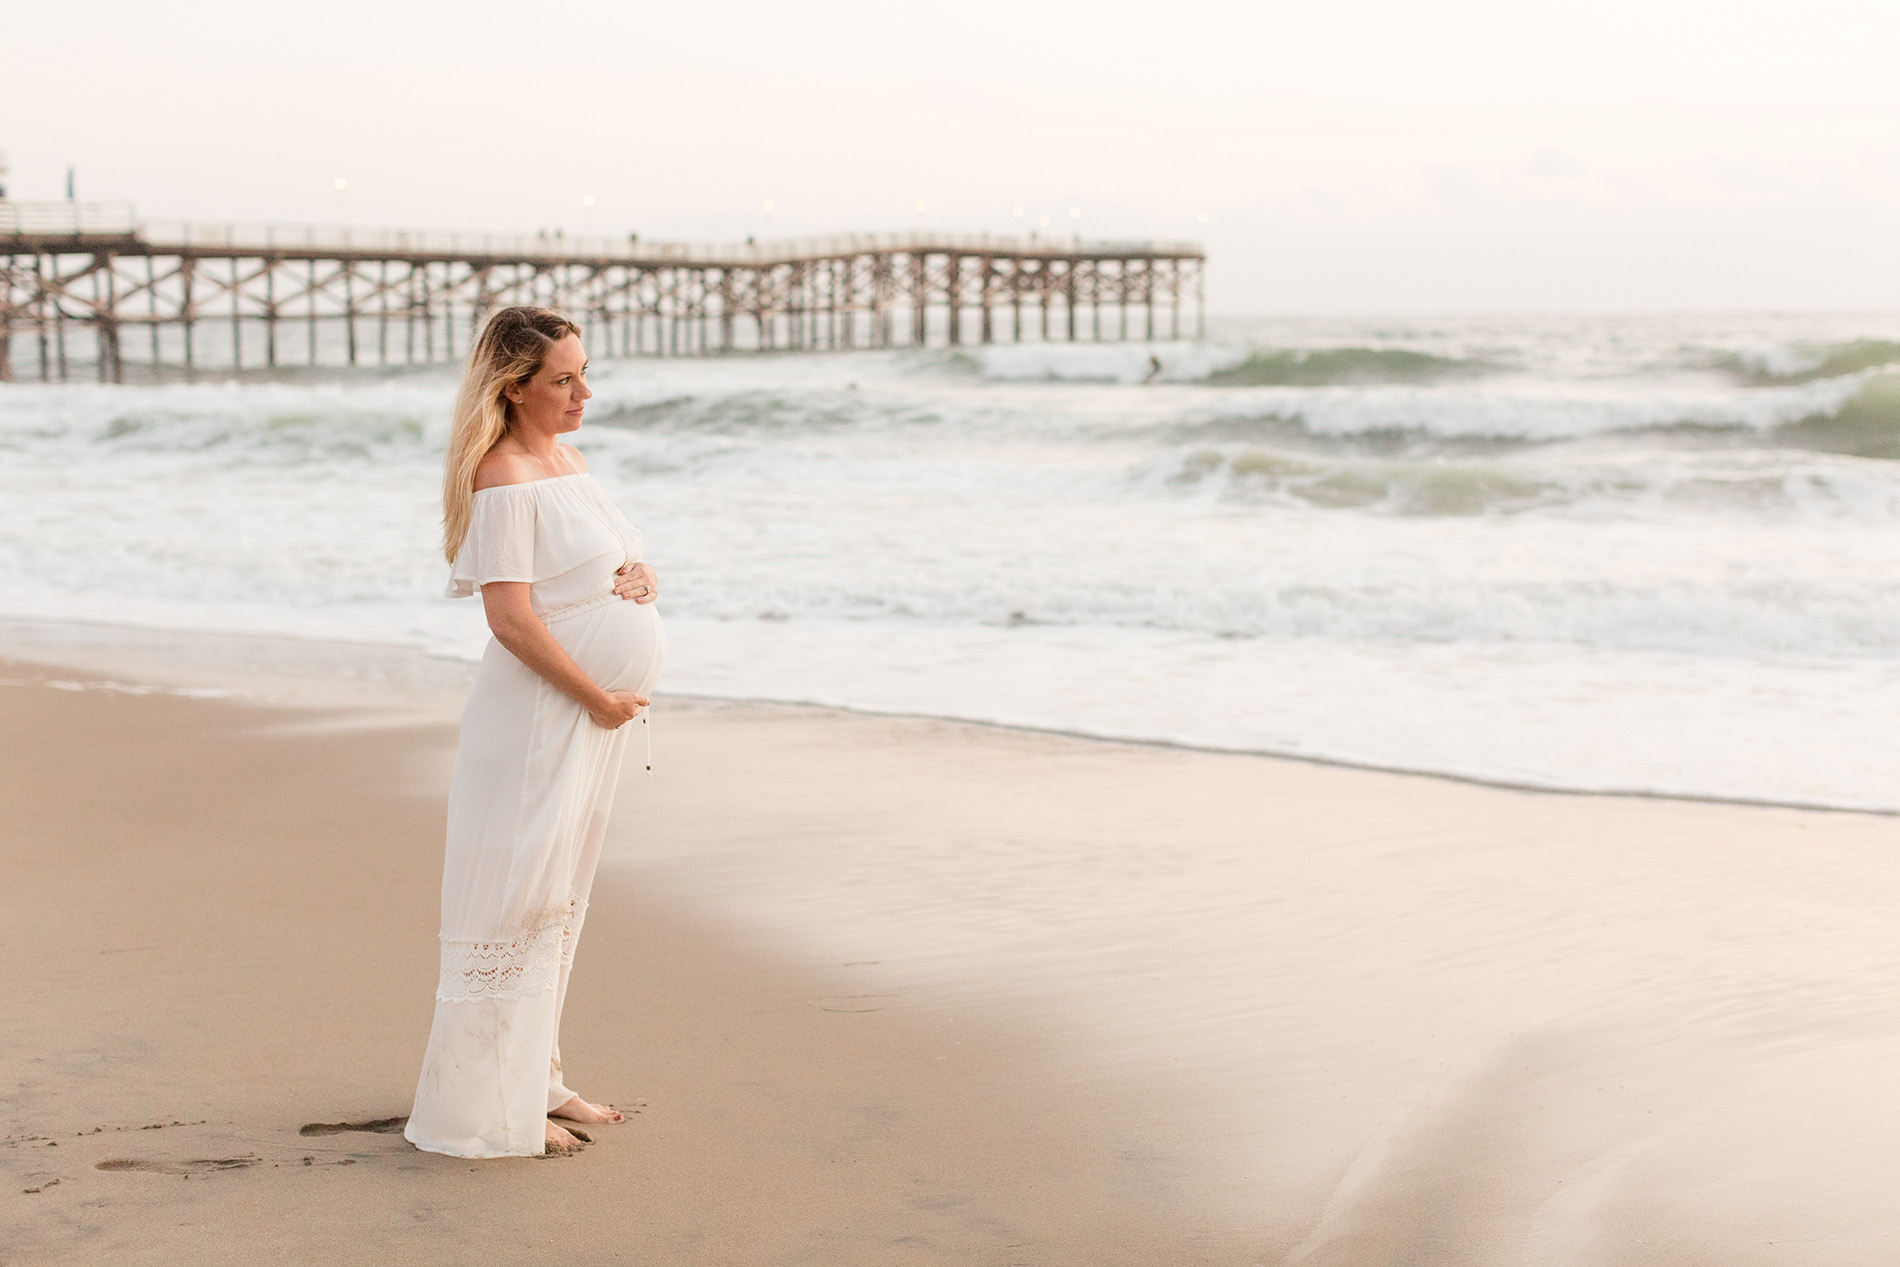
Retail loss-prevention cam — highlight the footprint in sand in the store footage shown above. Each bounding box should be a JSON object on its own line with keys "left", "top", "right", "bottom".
{"left": 96, "top": 1156, "right": 260, "bottom": 1177}
{"left": 809, "top": 994, "right": 897, "bottom": 1013}
{"left": 298, "top": 1117, "right": 408, "bottom": 1137}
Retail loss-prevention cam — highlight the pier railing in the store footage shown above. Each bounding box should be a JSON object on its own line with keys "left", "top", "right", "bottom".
{"left": 0, "top": 201, "right": 1205, "bottom": 380}
{"left": 0, "top": 200, "right": 138, "bottom": 237}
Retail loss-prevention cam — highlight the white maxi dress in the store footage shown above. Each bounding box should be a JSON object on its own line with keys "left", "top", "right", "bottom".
{"left": 405, "top": 472, "right": 665, "bottom": 1159}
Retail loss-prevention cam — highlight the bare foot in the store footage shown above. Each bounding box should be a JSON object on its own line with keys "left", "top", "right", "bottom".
{"left": 550, "top": 1095, "right": 624, "bottom": 1125}
{"left": 543, "top": 1120, "right": 589, "bottom": 1155}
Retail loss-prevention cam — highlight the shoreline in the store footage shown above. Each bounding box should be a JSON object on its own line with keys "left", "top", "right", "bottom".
{"left": 4, "top": 612, "right": 1889, "bottom": 819}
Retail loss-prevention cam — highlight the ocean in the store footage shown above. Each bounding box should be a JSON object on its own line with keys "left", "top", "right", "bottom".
{"left": 5, "top": 311, "right": 1899, "bottom": 811}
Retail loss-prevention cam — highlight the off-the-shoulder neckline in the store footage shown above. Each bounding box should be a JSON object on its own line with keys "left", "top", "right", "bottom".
{"left": 471, "top": 471, "right": 593, "bottom": 495}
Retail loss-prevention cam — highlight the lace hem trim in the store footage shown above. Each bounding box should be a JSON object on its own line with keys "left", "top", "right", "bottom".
{"left": 436, "top": 892, "right": 589, "bottom": 1003}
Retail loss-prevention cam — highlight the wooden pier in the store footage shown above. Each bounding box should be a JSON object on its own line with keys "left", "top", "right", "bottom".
{"left": 0, "top": 202, "right": 1205, "bottom": 382}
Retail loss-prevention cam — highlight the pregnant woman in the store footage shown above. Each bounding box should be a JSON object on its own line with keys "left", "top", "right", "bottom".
{"left": 405, "top": 306, "right": 666, "bottom": 1158}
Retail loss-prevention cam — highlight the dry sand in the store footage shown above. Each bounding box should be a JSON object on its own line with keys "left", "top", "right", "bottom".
{"left": 5, "top": 625, "right": 1900, "bottom": 1265}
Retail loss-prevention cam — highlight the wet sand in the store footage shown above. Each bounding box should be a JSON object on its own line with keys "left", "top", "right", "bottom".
{"left": 6, "top": 627, "right": 1900, "bottom": 1265}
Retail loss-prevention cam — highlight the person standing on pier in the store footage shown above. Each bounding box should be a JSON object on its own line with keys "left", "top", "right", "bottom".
{"left": 405, "top": 306, "right": 666, "bottom": 1158}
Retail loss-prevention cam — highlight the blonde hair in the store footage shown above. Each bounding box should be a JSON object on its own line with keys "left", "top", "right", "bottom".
{"left": 442, "top": 306, "right": 583, "bottom": 562}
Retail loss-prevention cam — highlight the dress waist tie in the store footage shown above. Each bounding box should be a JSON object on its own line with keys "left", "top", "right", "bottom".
{"left": 537, "top": 590, "right": 621, "bottom": 624}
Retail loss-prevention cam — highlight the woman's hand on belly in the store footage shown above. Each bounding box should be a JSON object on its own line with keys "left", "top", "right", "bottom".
{"left": 589, "top": 690, "right": 650, "bottom": 730}
{"left": 614, "top": 562, "right": 658, "bottom": 604}
{"left": 482, "top": 581, "right": 648, "bottom": 725}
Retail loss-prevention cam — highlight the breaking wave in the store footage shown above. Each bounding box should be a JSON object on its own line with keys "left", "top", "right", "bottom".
{"left": 1208, "top": 347, "right": 1494, "bottom": 386}
{"left": 1140, "top": 441, "right": 1900, "bottom": 519}
{"left": 1774, "top": 372, "right": 1900, "bottom": 457}
{"left": 1150, "top": 373, "right": 1888, "bottom": 454}
{"left": 1711, "top": 339, "right": 1900, "bottom": 386}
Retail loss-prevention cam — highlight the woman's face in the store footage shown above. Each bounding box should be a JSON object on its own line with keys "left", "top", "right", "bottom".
{"left": 506, "top": 334, "right": 591, "bottom": 435}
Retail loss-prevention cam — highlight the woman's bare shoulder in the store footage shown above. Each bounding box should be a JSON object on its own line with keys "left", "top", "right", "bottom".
{"left": 473, "top": 448, "right": 541, "bottom": 491}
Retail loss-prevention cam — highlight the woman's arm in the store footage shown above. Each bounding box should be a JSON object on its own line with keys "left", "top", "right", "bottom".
{"left": 479, "top": 581, "right": 646, "bottom": 729}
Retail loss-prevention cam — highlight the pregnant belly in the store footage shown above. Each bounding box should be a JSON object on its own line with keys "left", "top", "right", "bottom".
{"left": 553, "top": 598, "right": 667, "bottom": 697}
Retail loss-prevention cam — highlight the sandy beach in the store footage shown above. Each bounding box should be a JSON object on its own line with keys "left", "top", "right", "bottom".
{"left": 7, "top": 623, "right": 1900, "bottom": 1265}
{"left": 11, "top": 1, "right": 1900, "bottom": 1257}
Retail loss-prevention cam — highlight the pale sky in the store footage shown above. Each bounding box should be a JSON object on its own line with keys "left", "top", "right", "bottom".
{"left": 6, "top": 0, "right": 1898, "bottom": 312}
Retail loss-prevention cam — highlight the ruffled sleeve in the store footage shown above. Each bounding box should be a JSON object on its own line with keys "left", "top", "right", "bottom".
{"left": 445, "top": 487, "right": 538, "bottom": 598}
